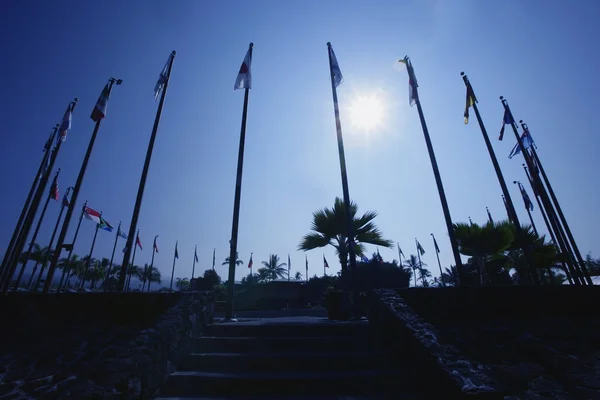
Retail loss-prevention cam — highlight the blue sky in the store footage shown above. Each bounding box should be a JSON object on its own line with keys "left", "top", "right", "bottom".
{"left": 2, "top": 0, "right": 599, "bottom": 288}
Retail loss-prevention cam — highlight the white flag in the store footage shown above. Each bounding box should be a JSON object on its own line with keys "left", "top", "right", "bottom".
{"left": 234, "top": 45, "right": 253, "bottom": 90}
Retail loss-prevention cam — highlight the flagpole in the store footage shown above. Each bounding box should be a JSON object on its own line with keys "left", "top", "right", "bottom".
{"left": 397, "top": 243, "right": 403, "bottom": 266}
{"left": 462, "top": 73, "right": 521, "bottom": 226}
{"left": 191, "top": 245, "right": 197, "bottom": 280}
{"left": 225, "top": 43, "right": 254, "bottom": 321}
{"left": 58, "top": 201, "right": 87, "bottom": 291}
{"left": 524, "top": 128, "right": 593, "bottom": 285}
{"left": 33, "top": 185, "right": 73, "bottom": 291}
{"left": 287, "top": 254, "right": 290, "bottom": 282}
{"left": 9, "top": 168, "right": 60, "bottom": 292}
{"left": 119, "top": 52, "right": 176, "bottom": 292}
{"left": 44, "top": 80, "right": 122, "bottom": 293}
{"left": 1, "top": 129, "right": 66, "bottom": 292}
{"left": 523, "top": 165, "right": 573, "bottom": 284}
{"left": 500, "top": 97, "right": 580, "bottom": 285}
{"left": 150, "top": 235, "right": 158, "bottom": 272}
{"left": 126, "top": 229, "right": 140, "bottom": 291}
{"left": 81, "top": 214, "right": 101, "bottom": 291}
{"left": 414, "top": 239, "right": 421, "bottom": 287}
{"left": 402, "top": 58, "right": 464, "bottom": 283}
{"left": 212, "top": 248, "right": 215, "bottom": 270}
{"left": 305, "top": 254, "right": 308, "bottom": 282}
{"left": 430, "top": 233, "right": 445, "bottom": 287}
{"left": 514, "top": 182, "right": 538, "bottom": 236}
{"left": 323, "top": 254, "right": 326, "bottom": 277}
{"left": 327, "top": 42, "right": 359, "bottom": 318}
{"left": 0, "top": 124, "right": 59, "bottom": 281}
{"left": 170, "top": 241, "right": 177, "bottom": 291}
{"left": 105, "top": 221, "right": 121, "bottom": 288}
{"left": 486, "top": 207, "right": 493, "bottom": 223}
{"left": 501, "top": 196, "right": 511, "bottom": 221}
{"left": 249, "top": 252, "right": 253, "bottom": 276}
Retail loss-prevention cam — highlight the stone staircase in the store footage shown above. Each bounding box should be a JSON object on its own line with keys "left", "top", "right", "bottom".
{"left": 158, "top": 317, "right": 434, "bottom": 399}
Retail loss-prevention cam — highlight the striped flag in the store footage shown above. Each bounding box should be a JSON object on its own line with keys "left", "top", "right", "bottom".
{"left": 83, "top": 206, "right": 101, "bottom": 224}
{"left": 234, "top": 45, "right": 253, "bottom": 90}
{"left": 59, "top": 104, "right": 73, "bottom": 142}
{"left": 50, "top": 180, "right": 59, "bottom": 201}
{"left": 90, "top": 83, "right": 110, "bottom": 122}
{"left": 136, "top": 235, "right": 143, "bottom": 250}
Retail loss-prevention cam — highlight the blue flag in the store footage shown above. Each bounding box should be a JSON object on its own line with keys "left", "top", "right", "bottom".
{"left": 509, "top": 129, "right": 535, "bottom": 159}
{"left": 58, "top": 104, "right": 73, "bottom": 143}
{"left": 499, "top": 108, "right": 514, "bottom": 141}
{"left": 328, "top": 43, "right": 343, "bottom": 88}
{"left": 98, "top": 217, "right": 113, "bottom": 232}
{"left": 519, "top": 184, "right": 534, "bottom": 211}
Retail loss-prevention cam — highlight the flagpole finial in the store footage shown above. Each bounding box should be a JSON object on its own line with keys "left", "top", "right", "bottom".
{"left": 249, "top": 42, "right": 254, "bottom": 48}
{"left": 327, "top": 42, "right": 332, "bottom": 47}
{"left": 499, "top": 96, "right": 504, "bottom": 100}
{"left": 460, "top": 71, "right": 465, "bottom": 76}
{"left": 171, "top": 50, "right": 176, "bottom": 56}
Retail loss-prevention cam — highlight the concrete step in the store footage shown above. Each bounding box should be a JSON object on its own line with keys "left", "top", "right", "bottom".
{"left": 195, "top": 336, "right": 372, "bottom": 353}
{"left": 159, "top": 369, "right": 422, "bottom": 397}
{"left": 205, "top": 320, "right": 370, "bottom": 338}
{"left": 177, "top": 351, "right": 388, "bottom": 372}
{"left": 157, "top": 394, "right": 426, "bottom": 400}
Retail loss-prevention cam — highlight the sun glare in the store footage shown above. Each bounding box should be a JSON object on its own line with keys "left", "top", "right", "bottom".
{"left": 347, "top": 94, "right": 385, "bottom": 132}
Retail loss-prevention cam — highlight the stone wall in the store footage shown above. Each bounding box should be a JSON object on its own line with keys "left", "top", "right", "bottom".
{"left": 0, "top": 291, "right": 213, "bottom": 399}
{"left": 369, "top": 287, "right": 600, "bottom": 399}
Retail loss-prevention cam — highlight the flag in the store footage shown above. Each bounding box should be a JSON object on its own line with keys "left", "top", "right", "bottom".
{"left": 59, "top": 104, "right": 73, "bottom": 142}
{"left": 234, "top": 46, "right": 253, "bottom": 90}
{"left": 519, "top": 184, "right": 534, "bottom": 211}
{"left": 175, "top": 243, "right": 179, "bottom": 259}
{"left": 288, "top": 254, "right": 291, "bottom": 269}
{"left": 44, "top": 130, "right": 54, "bottom": 152}
{"left": 154, "top": 237, "right": 159, "bottom": 253}
{"left": 323, "top": 255, "right": 329, "bottom": 269}
{"left": 61, "top": 192, "right": 69, "bottom": 207}
{"left": 194, "top": 247, "right": 199, "bottom": 263}
{"left": 90, "top": 83, "right": 109, "bottom": 122}
{"left": 83, "top": 206, "right": 101, "bottom": 224}
{"left": 398, "top": 57, "right": 418, "bottom": 106}
{"left": 433, "top": 236, "right": 440, "bottom": 254}
{"left": 328, "top": 43, "right": 343, "bottom": 88}
{"left": 499, "top": 108, "right": 515, "bottom": 141}
{"left": 509, "top": 129, "right": 535, "bottom": 159}
{"left": 98, "top": 217, "right": 113, "bottom": 232}
{"left": 417, "top": 241, "right": 425, "bottom": 256}
{"left": 154, "top": 54, "right": 171, "bottom": 100}
{"left": 136, "top": 235, "right": 143, "bottom": 250}
{"left": 360, "top": 255, "right": 369, "bottom": 263}
{"left": 464, "top": 82, "right": 476, "bottom": 124}
{"left": 117, "top": 228, "right": 128, "bottom": 239}
{"left": 50, "top": 180, "right": 59, "bottom": 201}
{"left": 212, "top": 248, "right": 216, "bottom": 269}
{"left": 248, "top": 253, "right": 253, "bottom": 269}
{"left": 397, "top": 243, "right": 404, "bottom": 258}
{"left": 377, "top": 248, "right": 384, "bottom": 264}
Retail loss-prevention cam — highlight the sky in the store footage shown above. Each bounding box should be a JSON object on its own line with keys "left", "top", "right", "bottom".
{"left": 1, "top": 0, "right": 599, "bottom": 289}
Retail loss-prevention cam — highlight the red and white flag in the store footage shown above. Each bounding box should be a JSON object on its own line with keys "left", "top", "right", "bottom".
{"left": 136, "top": 235, "right": 143, "bottom": 250}
{"left": 83, "top": 206, "right": 101, "bottom": 224}
{"left": 49, "top": 181, "right": 59, "bottom": 201}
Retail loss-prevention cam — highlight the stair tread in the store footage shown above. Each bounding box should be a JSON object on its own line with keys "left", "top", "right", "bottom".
{"left": 186, "top": 351, "right": 381, "bottom": 357}
{"left": 171, "top": 369, "right": 407, "bottom": 379}
{"left": 157, "top": 395, "right": 422, "bottom": 400}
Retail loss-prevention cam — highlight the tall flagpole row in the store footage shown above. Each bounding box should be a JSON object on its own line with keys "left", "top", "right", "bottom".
{"left": 44, "top": 81, "right": 121, "bottom": 293}
{"left": 57, "top": 201, "right": 87, "bottom": 290}
{"left": 119, "top": 52, "right": 176, "bottom": 291}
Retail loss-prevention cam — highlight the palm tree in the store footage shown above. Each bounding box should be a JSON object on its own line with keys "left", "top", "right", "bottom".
{"left": 261, "top": 254, "right": 288, "bottom": 281}
{"left": 417, "top": 266, "right": 432, "bottom": 287}
{"left": 21, "top": 244, "right": 50, "bottom": 290}
{"left": 453, "top": 221, "right": 513, "bottom": 285}
{"left": 299, "top": 198, "right": 393, "bottom": 274}
{"left": 441, "top": 266, "right": 460, "bottom": 286}
{"left": 88, "top": 260, "right": 106, "bottom": 289}
{"left": 403, "top": 254, "right": 423, "bottom": 287}
{"left": 222, "top": 253, "right": 244, "bottom": 267}
{"left": 125, "top": 264, "right": 140, "bottom": 291}
{"left": 294, "top": 271, "right": 302, "bottom": 281}
{"left": 58, "top": 255, "right": 80, "bottom": 291}
{"left": 175, "top": 277, "right": 190, "bottom": 291}
{"left": 140, "top": 264, "right": 161, "bottom": 292}
{"left": 256, "top": 268, "right": 271, "bottom": 283}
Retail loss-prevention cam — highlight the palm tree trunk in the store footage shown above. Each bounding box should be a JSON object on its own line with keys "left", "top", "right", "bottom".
{"left": 27, "top": 264, "right": 38, "bottom": 290}
{"left": 413, "top": 268, "right": 417, "bottom": 287}
{"left": 141, "top": 280, "right": 146, "bottom": 291}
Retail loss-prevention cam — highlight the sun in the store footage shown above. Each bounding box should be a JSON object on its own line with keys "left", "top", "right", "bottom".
{"left": 347, "top": 94, "right": 385, "bottom": 132}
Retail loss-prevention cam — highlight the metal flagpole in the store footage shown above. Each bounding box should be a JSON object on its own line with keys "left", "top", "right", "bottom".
{"left": 414, "top": 239, "right": 421, "bottom": 287}
{"left": 327, "top": 42, "right": 359, "bottom": 318}
{"left": 226, "top": 43, "right": 254, "bottom": 320}
{"left": 58, "top": 201, "right": 87, "bottom": 291}
{"left": 305, "top": 254, "right": 308, "bottom": 282}
{"left": 104, "top": 221, "right": 121, "bottom": 289}
{"left": 81, "top": 214, "right": 101, "bottom": 291}
{"left": 431, "top": 233, "right": 445, "bottom": 287}
{"left": 170, "top": 241, "right": 178, "bottom": 291}
{"left": 514, "top": 182, "right": 538, "bottom": 236}
{"left": 126, "top": 230, "right": 140, "bottom": 291}
{"left": 33, "top": 185, "right": 73, "bottom": 291}
{"left": 486, "top": 207, "right": 494, "bottom": 223}
{"left": 44, "top": 81, "right": 122, "bottom": 293}
{"left": 524, "top": 124, "right": 592, "bottom": 285}
{"left": 11, "top": 169, "right": 61, "bottom": 291}
{"left": 401, "top": 57, "right": 464, "bottom": 283}
{"left": 0, "top": 124, "right": 59, "bottom": 280}
{"left": 119, "top": 52, "right": 176, "bottom": 291}
{"left": 523, "top": 165, "right": 572, "bottom": 284}
{"left": 191, "top": 245, "right": 197, "bottom": 280}
{"left": 500, "top": 97, "right": 578, "bottom": 285}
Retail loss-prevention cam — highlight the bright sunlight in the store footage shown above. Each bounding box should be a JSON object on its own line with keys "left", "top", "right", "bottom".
{"left": 347, "top": 94, "right": 386, "bottom": 132}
